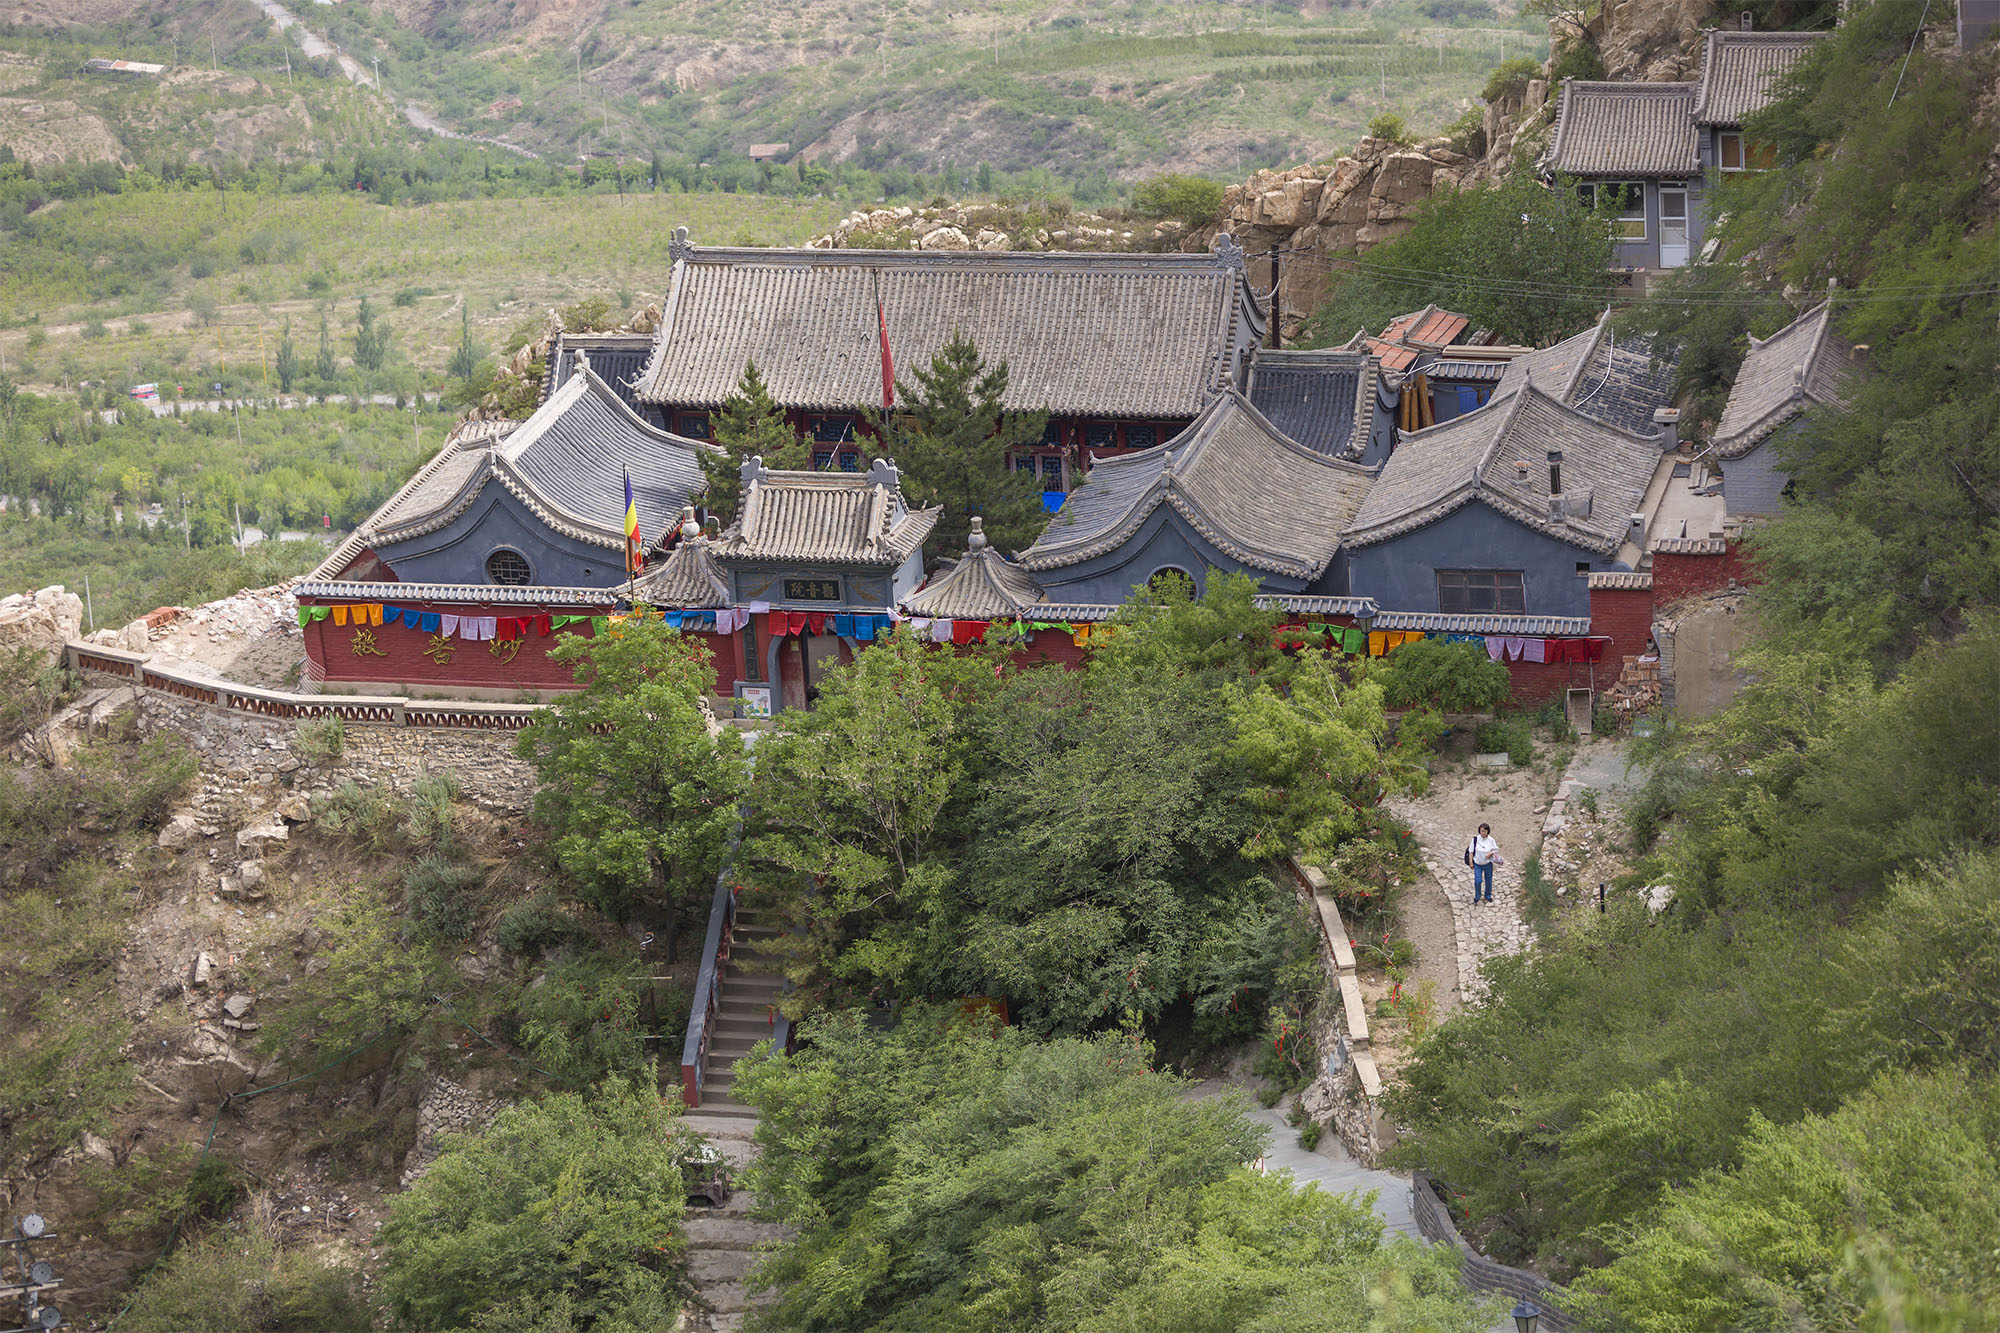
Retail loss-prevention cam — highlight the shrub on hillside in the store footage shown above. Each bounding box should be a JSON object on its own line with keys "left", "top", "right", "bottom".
{"left": 1132, "top": 172, "right": 1225, "bottom": 224}
{"left": 376, "top": 1085, "right": 692, "bottom": 1332}
{"left": 117, "top": 1221, "right": 371, "bottom": 1333}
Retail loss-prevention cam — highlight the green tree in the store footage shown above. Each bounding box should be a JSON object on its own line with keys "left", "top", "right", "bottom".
{"left": 273, "top": 321, "right": 299, "bottom": 394}
{"left": 1575, "top": 1066, "right": 2000, "bottom": 1332}
{"left": 1368, "top": 637, "right": 1511, "bottom": 713}
{"left": 446, "top": 300, "right": 483, "bottom": 381}
{"left": 313, "top": 310, "right": 337, "bottom": 381}
{"left": 735, "top": 1011, "right": 1492, "bottom": 1332}
{"left": 872, "top": 331, "right": 1047, "bottom": 557}
{"left": 351, "top": 295, "right": 389, "bottom": 373}
{"left": 701, "top": 358, "right": 806, "bottom": 522}
{"left": 516, "top": 611, "right": 747, "bottom": 954}
{"left": 1302, "top": 169, "right": 1616, "bottom": 348}
{"left": 377, "top": 1084, "right": 693, "bottom": 1333}
{"left": 1133, "top": 171, "right": 1226, "bottom": 225}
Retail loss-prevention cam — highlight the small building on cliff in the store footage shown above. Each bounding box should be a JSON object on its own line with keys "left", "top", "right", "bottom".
{"left": 1709, "top": 301, "right": 1863, "bottom": 517}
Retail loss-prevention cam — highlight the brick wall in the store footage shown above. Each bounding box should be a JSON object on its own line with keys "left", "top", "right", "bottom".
{"left": 1652, "top": 544, "right": 1751, "bottom": 605}
{"left": 304, "top": 599, "right": 738, "bottom": 697}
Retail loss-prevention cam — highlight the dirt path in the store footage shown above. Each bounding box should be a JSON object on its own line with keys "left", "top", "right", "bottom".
{"left": 1387, "top": 745, "right": 1566, "bottom": 1004}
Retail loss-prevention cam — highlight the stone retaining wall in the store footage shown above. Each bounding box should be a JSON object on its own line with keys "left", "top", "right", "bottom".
{"left": 1287, "top": 857, "right": 1388, "bottom": 1165}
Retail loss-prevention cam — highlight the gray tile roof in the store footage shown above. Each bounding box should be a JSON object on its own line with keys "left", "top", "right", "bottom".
{"left": 310, "top": 418, "right": 517, "bottom": 580}
{"left": 542, "top": 333, "right": 658, "bottom": 413}
{"left": 1344, "top": 382, "right": 1662, "bottom": 556}
{"left": 1496, "top": 310, "right": 1677, "bottom": 436}
{"left": 491, "top": 368, "right": 713, "bottom": 550}
{"left": 1021, "top": 390, "right": 1376, "bottom": 580}
{"left": 901, "top": 545, "right": 1046, "bottom": 619}
{"left": 1587, "top": 570, "right": 1653, "bottom": 590}
{"left": 312, "top": 371, "right": 711, "bottom": 581}
{"left": 634, "top": 538, "right": 730, "bottom": 609}
{"left": 1711, "top": 302, "right": 1862, "bottom": 459}
{"left": 1245, "top": 348, "right": 1378, "bottom": 458}
{"left": 1426, "top": 358, "right": 1510, "bottom": 383}
{"left": 295, "top": 578, "right": 615, "bottom": 607}
{"left": 1693, "top": 30, "right": 1828, "bottom": 126}
{"left": 1543, "top": 80, "right": 1699, "bottom": 177}
{"left": 717, "top": 458, "right": 938, "bottom": 568}
{"left": 1650, "top": 535, "right": 1729, "bottom": 554}
{"left": 632, "top": 231, "right": 1264, "bottom": 417}
{"left": 1371, "top": 611, "right": 1593, "bottom": 635}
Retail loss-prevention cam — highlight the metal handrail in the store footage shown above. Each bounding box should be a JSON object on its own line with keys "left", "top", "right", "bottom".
{"left": 679, "top": 812, "right": 747, "bottom": 1108}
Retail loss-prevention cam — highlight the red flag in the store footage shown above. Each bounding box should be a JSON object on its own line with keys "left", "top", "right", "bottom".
{"left": 876, "top": 297, "right": 895, "bottom": 411}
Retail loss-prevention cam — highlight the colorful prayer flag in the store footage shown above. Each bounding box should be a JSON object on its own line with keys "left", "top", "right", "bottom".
{"left": 876, "top": 297, "right": 895, "bottom": 411}
{"left": 623, "top": 466, "right": 644, "bottom": 575}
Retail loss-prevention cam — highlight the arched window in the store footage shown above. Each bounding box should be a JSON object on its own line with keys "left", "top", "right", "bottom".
{"left": 1148, "top": 566, "right": 1195, "bottom": 595}
{"left": 485, "top": 548, "right": 532, "bottom": 586}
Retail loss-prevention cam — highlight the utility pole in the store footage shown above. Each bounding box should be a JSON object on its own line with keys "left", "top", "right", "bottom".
{"left": 371, "top": 56, "right": 380, "bottom": 89}
{"left": 1268, "top": 247, "right": 1283, "bottom": 349}
{"left": 211, "top": 36, "right": 218, "bottom": 73}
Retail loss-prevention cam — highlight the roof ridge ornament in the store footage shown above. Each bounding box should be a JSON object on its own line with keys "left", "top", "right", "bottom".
{"left": 865, "top": 457, "right": 901, "bottom": 491}
{"left": 1214, "top": 233, "right": 1244, "bottom": 268}
{"left": 967, "top": 516, "right": 988, "bottom": 551}
{"left": 669, "top": 226, "right": 694, "bottom": 265}
{"left": 740, "top": 455, "right": 768, "bottom": 489}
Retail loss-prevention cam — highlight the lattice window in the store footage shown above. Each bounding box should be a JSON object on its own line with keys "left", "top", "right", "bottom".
{"left": 1437, "top": 570, "right": 1525, "bottom": 614}
{"left": 1125, "top": 423, "right": 1158, "bottom": 450}
{"left": 485, "top": 548, "right": 532, "bottom": 586}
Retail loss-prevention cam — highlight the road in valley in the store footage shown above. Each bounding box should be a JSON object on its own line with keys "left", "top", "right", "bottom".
{"left": 247, "top": 0, "right": 539, "bottom": 159}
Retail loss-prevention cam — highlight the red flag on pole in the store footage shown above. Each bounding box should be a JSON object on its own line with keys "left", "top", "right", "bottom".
{"left": 876, "top": 297, "right": 895, "bottom": 412}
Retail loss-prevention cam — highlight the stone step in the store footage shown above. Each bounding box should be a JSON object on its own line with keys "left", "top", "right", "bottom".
{"left": 691, "top": 1092, "right": 757, "bottom": 1120}
{"left": 709, "top": 1037, "right": 763, "bottom": 1063}
{"left": 714, "top": 1014, "right": 781, "bottom": 1039}
{"left": 680, "top": 1112, "right": 758, "bottom": 1143}
{"left": 698, "top": 1281, "right": 753, "bottom": 1316}
{"left": 689, "top": 1249, "right": 757, "bottom": 1286}
{"left": 684, "top": 1216, "right": 794, "bottom": 1249}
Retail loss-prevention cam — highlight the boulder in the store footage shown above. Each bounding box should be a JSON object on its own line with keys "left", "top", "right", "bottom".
{"left": 158, "top": 813, "right": 201, "bottom": 850}
{"left": 115, "top": 619, "right": 151, "bottom": 653}
{"left": 918, "top": 225, "right": 969, "bottom": 251}
{"left": 0, "top": 586, "right": 84, "bottom": 668}
{"left": 275, "top": 794, "right": 312, "bottom": 823}
{"left": 1372, "top": 153, "right": 1440, "bottom": 207}
{"left": 235, "top": 821, "right": 289, "bottom": 854}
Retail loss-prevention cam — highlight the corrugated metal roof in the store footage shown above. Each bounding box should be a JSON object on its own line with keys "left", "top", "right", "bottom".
{"left": 1544, "top": 80, "right": 1699, "bottom": 177}
{"left": 1693, "top": 30, "right": 1827, "bottom": 126}
{"left": 1381, "top": 305, "right": 1470, "bottom": 349}
{"left": 632, "top": 235, "right": 1263, "bottom": 416}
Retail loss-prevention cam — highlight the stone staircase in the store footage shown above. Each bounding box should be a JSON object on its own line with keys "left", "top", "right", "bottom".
{"left": 678, "top": 903, "right": 793, "bottom": 1329}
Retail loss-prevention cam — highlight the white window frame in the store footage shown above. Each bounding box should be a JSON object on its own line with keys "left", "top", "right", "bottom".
{"left": 1579, "top": 180, "right": 1647, "bottom": 240}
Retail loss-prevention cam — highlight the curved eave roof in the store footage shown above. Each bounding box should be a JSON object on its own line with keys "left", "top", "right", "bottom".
{"left": 1543, "top": 80, "right": 1699, "bottom": 177}
{"left": 716, "top": 468, "right": 939, "bottom": 568}
{"left": 1022, "top": 391, "right": 1376, "bottom": 580}
{"left": 901, "top": 546, "right": 1046, "bottom": 619}
{"left": 1693, "top": 29, "right": 1827, "bottom": 126}
{"left": 1711, "top": 302, "right": 1861, "bottom": 459}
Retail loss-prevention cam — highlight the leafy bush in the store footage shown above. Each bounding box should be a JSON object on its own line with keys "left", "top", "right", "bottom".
{"left": 1473, "top": 715, "right": 1534, "bottom": 766}
{"left": 259, "top": 898, "right": 445, "bottom": 1061}
{"left": 83, "top": 1145, "right": 242, "bottom": 1242}
{"left": 493, "top": 892, "right": 589, "bottom": 955}
{"left": 377, "top": 1084, "right": 692, "bottom": 1332}
{"left": 508, "top": 953, "right": 650, "bottom": 1085}
{"left": 293, "top": 715, "right": 344, "bottom": 763}
{"left": 117, "top": 1221, "right": 371, "bottom": 1333}
{"left": 313, "top": 779, "right": 405, "bottom": 851}
{"left": 1481, "top": 56, "right": 1542, "bottom": 104}
{"left": 403, "top": 768, "right": 463, "bottom": 850}
{"left": 1442, "top": 103, "right": 1486, "bottom": 158}
{"left": 1373, "top": 638, "right": 1510, "bottom": 712}
{"left": 1367, "top": 112, "right": 1413, "bottom": 143}
{"left": 1131, "top": 171, "right": 1225, "bottom": 224}
{"left": 1298, "top": 1119, "right": 1324, "bottom": 1150}
{"left": 1520, "top": 850, "right": 1557, "bottom": 925}
{"left": 1548, "top": 39, "right": 1606, "bottom": 86}
{"left": 403, "top": 854, "right": 485, "bottom": 942}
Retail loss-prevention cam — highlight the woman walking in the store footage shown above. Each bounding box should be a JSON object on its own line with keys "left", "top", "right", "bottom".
{"left": 1465, "top": 823, "right": 1502, "bottom": 903}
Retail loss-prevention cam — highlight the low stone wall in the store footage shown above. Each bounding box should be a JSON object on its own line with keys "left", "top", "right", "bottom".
{"left": 1287, "top": 857, "right": 1388, "bottom": 1165}
{"left": 65, "top": 645, "right": 539, "bottom": 816}
{"left": 1412, "top": 1171, "right": 1579, "bottom": 1329}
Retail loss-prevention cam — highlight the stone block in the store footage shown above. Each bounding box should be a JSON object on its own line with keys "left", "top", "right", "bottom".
{"left": 158, "top": 812, "right": 200, "bottom": 850}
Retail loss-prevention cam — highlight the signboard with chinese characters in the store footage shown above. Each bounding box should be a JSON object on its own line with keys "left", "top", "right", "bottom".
{"left": 782, "top": 577, "right": 842, "bottom": 602}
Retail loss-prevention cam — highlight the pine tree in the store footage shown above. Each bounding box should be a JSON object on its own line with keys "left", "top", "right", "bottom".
{"left": 873, "top": 332, "right": 1047, "bottom": 558}
{"left": 313, "top": 312, "right": 336, "bottom": 381}
{"left": 700, "top": 359, "right": 807, "bottom": 523}
{"left": 446, "top": 302, "right": 481, "bottom": 382}
{"left": 351, "top": 296, "right": 389, "bottom": 373}
{"left": 274, "top": 322, "right": 299, "bottom": 394}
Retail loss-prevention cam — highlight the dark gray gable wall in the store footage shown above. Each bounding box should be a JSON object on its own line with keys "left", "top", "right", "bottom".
{"left": 374, "top": 490, "right": 626, "bottom": 590}
{"left": 1719, "top": 425, "right": 1796, "bottom": 517}
{"left": 1032, "top": 504, "right": 1348, "bottom": 603}
{"left": 1345, "top": 502, "right": 1615, "bottom": 618}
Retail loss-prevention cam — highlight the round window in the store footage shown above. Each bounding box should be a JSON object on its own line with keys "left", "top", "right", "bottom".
{"left": 485, "top": 548, "right": 532, "bottom": 586}
{"left": 1149, "top": 566, "right": 1195, "bottom": 592}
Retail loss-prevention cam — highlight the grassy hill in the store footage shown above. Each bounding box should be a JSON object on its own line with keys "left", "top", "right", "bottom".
{"left": 2, "top": 0, "right": 1544, "bottom": 189}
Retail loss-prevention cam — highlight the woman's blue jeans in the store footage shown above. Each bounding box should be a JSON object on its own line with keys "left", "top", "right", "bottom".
{"left": 1472, "top": 861, "right": 1494, "bottom": 901}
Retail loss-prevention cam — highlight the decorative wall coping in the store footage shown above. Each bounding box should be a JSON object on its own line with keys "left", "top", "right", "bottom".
{"left": 66, "top": 644, "right": 545, "bottom": 730}
{"left": 1289, "top": 857, "right": 1382, "bottom": 1098}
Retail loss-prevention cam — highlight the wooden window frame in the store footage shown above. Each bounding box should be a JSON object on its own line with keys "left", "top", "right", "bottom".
{"left": 1437, "top": 570, "right": 1526, "bottom": 615}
